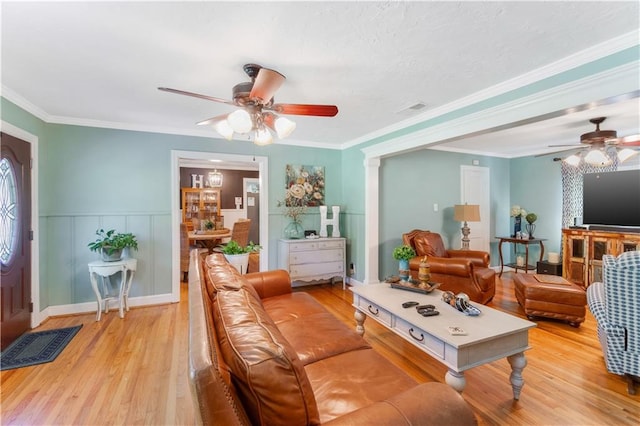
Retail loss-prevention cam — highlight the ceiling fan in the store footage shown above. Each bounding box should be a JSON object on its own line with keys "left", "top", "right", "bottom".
{"left": 549, "top": 117, "right": 640, "bottom": 167}
{"left": 158, "top": 63, "right": 338, "bottom": 145}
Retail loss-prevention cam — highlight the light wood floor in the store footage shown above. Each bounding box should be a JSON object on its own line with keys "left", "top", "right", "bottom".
{"left": 2, "top": 272, "right": 638, "bottom": 425}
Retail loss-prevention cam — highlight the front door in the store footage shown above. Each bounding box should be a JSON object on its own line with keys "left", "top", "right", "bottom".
{"left": 1, "top": 132, "right": 32, "bottom": 350}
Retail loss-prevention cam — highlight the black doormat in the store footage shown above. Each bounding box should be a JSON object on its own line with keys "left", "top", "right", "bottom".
{"left": 0, "top": 325, "right": 82, "bottom": 371}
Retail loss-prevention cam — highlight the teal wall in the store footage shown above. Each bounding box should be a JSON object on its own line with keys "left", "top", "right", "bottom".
{"left": 0, "top": 97, "right": 604, "bottom": 308}
{"left": 509, "top": 155, "right": 564, "bottom": 265}
{"left": 378, "top": 150, "right": 512, "bottom": 279}
{"left": 2, "top": 98, "right": 344, "bottom": 309}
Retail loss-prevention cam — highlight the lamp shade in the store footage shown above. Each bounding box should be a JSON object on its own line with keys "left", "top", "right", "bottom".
{"left": 454, "top": 204, "right": 480, "bottom": 222}
{"left": 227, "top": 109, "right": 253, "bottom": 134}
{"left": 254, "top": 126, "right": 273, "bottom": 146}
{"left": 584, "top": 148, "right": 612, "bottom": 167}
{"left": 213, "top": 120, "right": 234, "bottom": 141}
{"left": 618, "top": 148, "right": 638, "bottom": 163}
{"left": 563, "top": 154, "right": 581, "bottom": 167}
{"left": 274, "top": 116, "right": 296, "bottom": 138}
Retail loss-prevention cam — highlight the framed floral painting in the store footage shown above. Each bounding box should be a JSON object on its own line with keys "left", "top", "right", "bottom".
{"left": 285, "top": 165, "right": 325, "bottom": 207}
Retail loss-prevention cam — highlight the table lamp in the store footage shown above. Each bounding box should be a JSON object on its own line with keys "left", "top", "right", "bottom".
{"left": 454, "top": 204, "right": 481, "bottom": 250}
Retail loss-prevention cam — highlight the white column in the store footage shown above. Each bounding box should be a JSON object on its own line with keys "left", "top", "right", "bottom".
{"left": 363, "top": 156, "right": 381, "bottom": 285}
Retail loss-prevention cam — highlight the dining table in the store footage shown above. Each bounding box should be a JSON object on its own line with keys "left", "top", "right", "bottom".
{"left": 188, "top": 229, "right": 232, "bottom": 252}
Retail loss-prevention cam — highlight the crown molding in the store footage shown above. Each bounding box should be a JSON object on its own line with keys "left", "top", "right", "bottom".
{"left": 362, "top": 61, "right": 640, "bottom": 159}
{"left": 1, "top": 85, "right": 50, "bottom": 122}
{"left": 345, "top": 29, "right": 640, "bottom": 150}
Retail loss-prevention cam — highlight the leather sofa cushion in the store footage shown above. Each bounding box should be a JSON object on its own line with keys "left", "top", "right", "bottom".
{"left": 263, "top": 293, "right": 371, "bottom": 365}
{"left": 205, "top": 256, "right": 262, "bottom": 303}
{"left": 213, "top": 286, "right": 321, "bottom": 426}
{"left": 305, "top": 348, "right": 418, "bottom": 423}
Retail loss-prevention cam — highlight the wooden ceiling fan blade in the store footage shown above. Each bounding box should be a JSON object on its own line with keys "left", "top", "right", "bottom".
{"left": 196, "top": 114, "right": 229, "bottom": 126}
{"left": 249, "top": 68, "right": 285, "bottom": 104}
{"left": 158, "top": 87, "right": 235, "bottom": 105}
{"left": 271, "top": 103, "right": 339, "bottom": 117}
{"left": 618, "top": 134, "right": 640, "bottom": 146}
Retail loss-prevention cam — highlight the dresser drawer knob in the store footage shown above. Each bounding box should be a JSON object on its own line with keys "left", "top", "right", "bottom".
{"left": 368, "top": 305, "right": 379, "bottom": 316}
{"left": 409, "top": 328, "right": 424, "bottom": 342}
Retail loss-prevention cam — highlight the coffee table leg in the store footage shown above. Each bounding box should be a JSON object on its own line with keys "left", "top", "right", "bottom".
{"left": 354, "top": 309, "right": 366, "bottom": 336}
{"left": 445, "top": 370, "right": 466, "bottom": 393}
{"left": 508, "top": 352, "right": 527, "bottom": 400}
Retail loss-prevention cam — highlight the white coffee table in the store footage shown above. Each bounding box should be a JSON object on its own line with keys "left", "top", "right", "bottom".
{"left": 351, "top": 283, "right": 536, "bottom": 400}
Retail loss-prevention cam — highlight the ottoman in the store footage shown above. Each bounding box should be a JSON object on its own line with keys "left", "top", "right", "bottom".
{"left": 513, "top": 274, "right": 586, "bottom": 327}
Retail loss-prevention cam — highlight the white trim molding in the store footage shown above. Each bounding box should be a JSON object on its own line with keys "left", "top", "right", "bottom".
{"left": 170, "top": 150, "right": 269, "bottom": 302}
{"left": 42, "top": 294, "right": 175, "bottom": 318}
{"left": 362, "top": 62, "right": 639, "bottom": 159}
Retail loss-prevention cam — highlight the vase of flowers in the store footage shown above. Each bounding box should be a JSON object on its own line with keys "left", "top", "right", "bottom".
{"left": 278, "top": 198, "right": 308, "bottom": 240}
{"left": 510, "top": 205, "right": 527, "bottom": 237}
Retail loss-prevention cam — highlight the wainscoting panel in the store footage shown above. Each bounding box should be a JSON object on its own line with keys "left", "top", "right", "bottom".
{"left": 40, "top": 213, "right": 172, "bottom": 310}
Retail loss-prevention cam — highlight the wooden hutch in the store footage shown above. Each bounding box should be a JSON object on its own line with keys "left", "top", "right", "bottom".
{"left": 181, "top": 188, "right": 221, "bottom": 226}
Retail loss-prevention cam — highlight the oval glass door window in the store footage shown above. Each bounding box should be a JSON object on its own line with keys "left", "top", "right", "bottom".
{"left": 0, "top": 158, "right": 19, "bottom": 265}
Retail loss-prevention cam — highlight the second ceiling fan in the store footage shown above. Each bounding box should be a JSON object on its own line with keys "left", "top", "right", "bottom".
{"left": 549, "top": 117, "right": 640, "bottom": 166}
{"left": 159, "top": 63, "right": 338, "bottom": 145}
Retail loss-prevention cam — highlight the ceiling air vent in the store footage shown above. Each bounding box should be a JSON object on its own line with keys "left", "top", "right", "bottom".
{"left": 397, "top": 101, "right": 428, "bottom": 115}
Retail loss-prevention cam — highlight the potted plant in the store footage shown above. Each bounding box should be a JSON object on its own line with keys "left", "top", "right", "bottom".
{"left": 393, "top": 244, "right": 416, "bottom": 281}
{"left": 88, "top": 228, "right": 138, "bottom": 262}
{"left": 221, "top": 240, "right": 262, "bottom": 275}
{"left": 525, "top": 213, "right": 537, "bottom": 239}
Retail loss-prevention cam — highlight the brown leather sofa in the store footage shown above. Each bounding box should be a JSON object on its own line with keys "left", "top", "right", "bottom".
{"left": 402, "top": 230, "right": 496, "bottom": 304}
{"left": 188, "top": 252, "right": 477, "bottom": 425}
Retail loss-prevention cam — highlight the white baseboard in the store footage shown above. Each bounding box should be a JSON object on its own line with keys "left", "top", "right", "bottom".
{"left": 346, "top": 276, "right": 364, "bottom": 286}
{"left": 39, "top": 293, "right": 175, "bottom": 321}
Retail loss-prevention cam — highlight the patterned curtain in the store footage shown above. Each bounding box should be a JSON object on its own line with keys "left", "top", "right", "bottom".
{"left": 561, "top": 146, "right": 618, "bottom": 228}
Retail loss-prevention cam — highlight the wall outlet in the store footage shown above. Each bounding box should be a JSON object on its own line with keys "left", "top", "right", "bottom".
{"left": 349, "top": 262, "right": 355, "bottom": 276}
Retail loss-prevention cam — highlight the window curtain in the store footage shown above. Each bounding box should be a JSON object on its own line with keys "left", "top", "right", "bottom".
{"left": 561, "top": 147, "right": 618, "bottom": 228}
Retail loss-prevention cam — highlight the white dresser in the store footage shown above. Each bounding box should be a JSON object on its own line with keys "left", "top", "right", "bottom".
{"left": 278, "top": 237, "right": 346, "bottom": 288}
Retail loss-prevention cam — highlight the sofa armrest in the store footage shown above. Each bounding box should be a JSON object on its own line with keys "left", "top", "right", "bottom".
{"left": 324, "top": 382, "right": 476, "bottom": 426}
{"left": 409, "top": 256, "right": 473, "bottom": 278}
{"left": 244, "top": 269, "right": 292, "bottom": 299}
{"left": 447, "top": 249, "right": 489, "bottom": 267}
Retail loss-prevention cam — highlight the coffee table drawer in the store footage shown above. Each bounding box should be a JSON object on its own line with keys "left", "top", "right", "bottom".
{"left": 356, "top": 298, "right": 392, "bottom": 327}
{"left": 395, "top": 317, "right": 445, "bottom": 359}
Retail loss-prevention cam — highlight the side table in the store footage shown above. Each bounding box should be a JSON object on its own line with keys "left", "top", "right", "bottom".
{"left": 88, "top": 258, "right": 137, "bottom": 321}
{"left": 496, "top": 237, "right": 546, "bottom": 277}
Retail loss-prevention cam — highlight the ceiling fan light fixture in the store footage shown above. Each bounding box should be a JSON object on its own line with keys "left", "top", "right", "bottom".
{"left": 584, "top": 148, "right": 612, "bottom": 167}
{"left": 564, "top": 154, "right": 582, "bottom": 167}
{"left": 213, "top": 120, "right": 234, "bottom": 141}
{"left": 274, "top": 116, "right": 296, "bottom": 139}
{"left": 254, "top": 126, "right": 273, "bottom": 146}
{"left": 618, "top": 148, "right": 638, "bottom": 163}
{"left": 227, "top": 109, "right": 253, "bottom": 134}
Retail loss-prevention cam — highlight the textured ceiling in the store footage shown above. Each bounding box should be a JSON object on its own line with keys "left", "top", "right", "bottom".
{"left": 1, "top": 1, "right": 639, "bottom": 156}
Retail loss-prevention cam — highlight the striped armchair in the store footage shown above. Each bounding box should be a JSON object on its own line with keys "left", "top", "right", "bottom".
{"left": 587, "top": 250, "right": 640, "bottom": 395}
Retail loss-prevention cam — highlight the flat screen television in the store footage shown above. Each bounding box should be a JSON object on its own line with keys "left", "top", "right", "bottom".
{"left": 583, "top": 169, "right": 640, "bottom": 229}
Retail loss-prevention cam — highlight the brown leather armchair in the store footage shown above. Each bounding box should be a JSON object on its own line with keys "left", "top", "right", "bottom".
{"left": 402, "top": 229, "right": 496, "bottom": 304}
